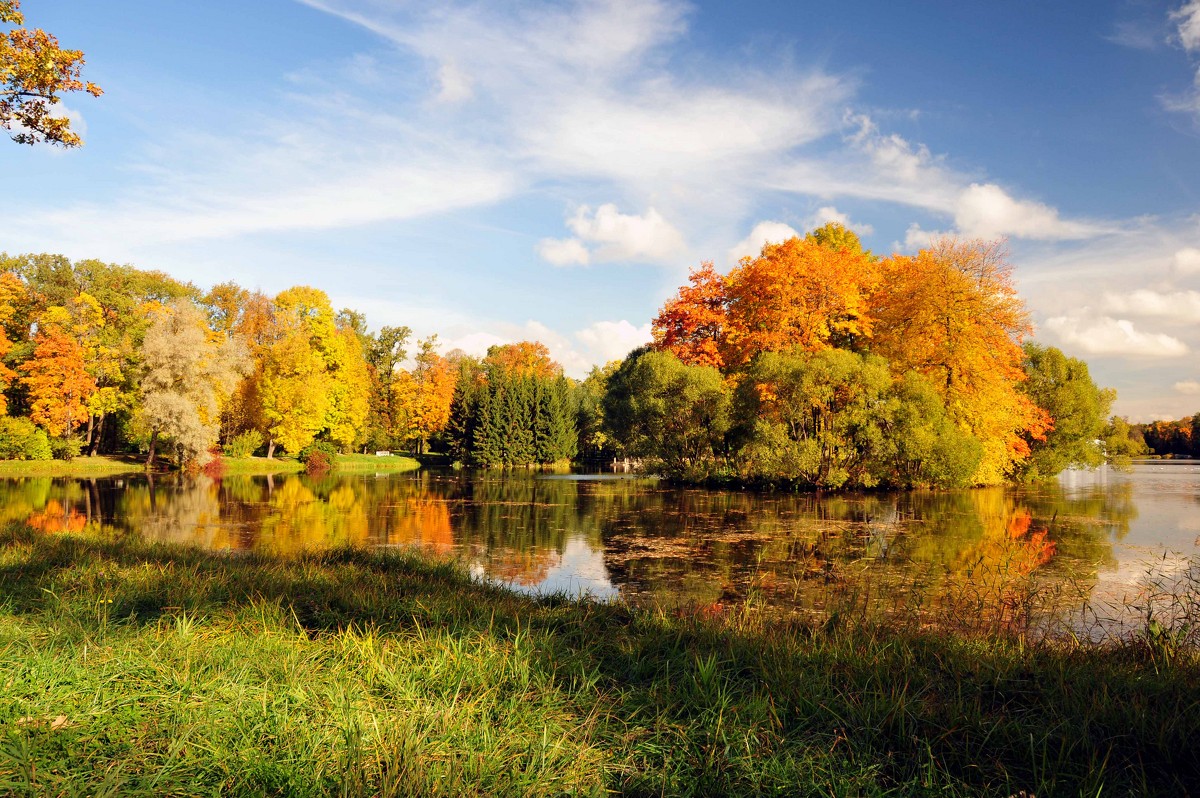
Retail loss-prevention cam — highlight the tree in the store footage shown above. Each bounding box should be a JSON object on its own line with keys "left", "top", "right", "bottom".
{"left": 363, "top": 324, "right": 411, "bottom": 450}
{"left": 1, "top": 0, "right": 102, "bottom": 146}
{"left": 651, "top": 262, "right": 728, "bottom": 369}
{"left": 138, "top": 299, "right": 250, "bottom": 467}
{"left": 869, "top": 239, "right": 1048, "bottom": 484}
{"left": 1015, "top": 343, "right": 1113, "bottom": 481}
{"left": 1101, "top": 415, "right": 1148, "bottom": 466}
{"left": 603, "top": 349, "right": 731, "bottom": 480}
{"left": 392, "top": 336, "right": 457, "bottom": 455}
{"left": 20, "top": 307, "right": 94, "bottom": 439}
{"left": 722, "top": 235, "right": 878, "bottom": 366}
{"left": 324, "top": 323, "right": 372, "bottom": 452}
{"left": 260, "top": 287, "right": 338, "bottom": 456}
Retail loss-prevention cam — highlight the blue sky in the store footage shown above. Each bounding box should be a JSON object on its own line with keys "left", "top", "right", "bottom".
{"left": 4, "top": 0, "right": 1200, "bottom": 420}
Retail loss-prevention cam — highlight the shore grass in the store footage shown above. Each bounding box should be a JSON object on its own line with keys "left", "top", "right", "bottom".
{"left": 0, "top": 455, "right": 143, "bottom": 478}
{"left": 333, "top": 454, "right": 422, "bottom": 473}
{"left": 1, "top": 527, "right": 1197, "bottom": 796}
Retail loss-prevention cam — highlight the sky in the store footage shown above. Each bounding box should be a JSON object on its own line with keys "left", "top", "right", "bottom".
{"left": 3, "top": 0, "right": 1200, "bottom": 421}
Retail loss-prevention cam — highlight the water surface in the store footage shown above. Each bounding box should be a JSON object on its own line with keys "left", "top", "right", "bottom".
{"left": 5, "top": 462, "right": 1197, "bottom": 635}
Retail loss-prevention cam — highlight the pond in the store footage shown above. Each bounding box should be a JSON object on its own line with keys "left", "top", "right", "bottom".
{"left": 4, "top": 462, "right": 1198, "bottom": 637}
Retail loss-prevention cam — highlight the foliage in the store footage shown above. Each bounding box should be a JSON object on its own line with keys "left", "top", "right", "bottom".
{"left": 20, "top": 301, "right": 96, "bottom": 438}
{"left": 299, "top": 440, "right": 338, "bottom": 474}
{"left": 1139, "top": 414, "right": 1199, "bottom": 458}
{"left": 0, "top": 0, "right": 103, "bottom": 146}
{"left": 0, "top": 414, "right": 49, "bottom": 460}
{"left": 1015, "top": 343, "right": 1113, "bottom": 480}
{"left": 1102, "top": 415, "right": 1149, "bottom": 465}
{"left": 138, "top": 299, "right": 251, "bottom": 466}
{"left": 392, "top": 336, "right": 457, "bottom": 454}
{"left": 603, "top": 348, "right": 730, "bottom": 480}
{"left": 447, "top": 346, "right": 577, "bottom": 467}
{"left": 734, "top": 349, "right": 980, "bottom": 490}
{"left": 870, "top": 239, "right": 1049, "bottom": 484}
{"left": 222, "top": 429, "right": 265, "bottom": 458}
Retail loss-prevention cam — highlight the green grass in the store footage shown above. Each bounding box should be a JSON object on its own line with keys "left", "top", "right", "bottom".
{"left": 1, "top": 526, "right": 1197, "bottom": 796}
{"left": 0, "top": 455, "right": 143, "bottom": 478}
{"left": 333, "top": 454, "right": 421, "bottom": 472}
{"left": 218, "top": 455, "right": 304, "bottom": 475}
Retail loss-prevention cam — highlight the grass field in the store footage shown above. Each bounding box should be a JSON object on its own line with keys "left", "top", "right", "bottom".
{"left": 0, "top": 455, "right": 142, "bottom": 478}
{"left": 1, "top": 525, "right": 1197, "bottom": 796}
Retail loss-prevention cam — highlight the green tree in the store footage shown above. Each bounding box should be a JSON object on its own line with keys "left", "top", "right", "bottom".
{"left": 603, "top": 349, "right": 731, "bottom": 480}
{"left": 1015, "top": 343, "right": 1113, "bottom": 481}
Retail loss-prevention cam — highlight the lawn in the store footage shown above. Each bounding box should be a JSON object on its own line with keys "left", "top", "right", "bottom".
{"left": 1, "top": 526, "right": 1197, "bottom": 796}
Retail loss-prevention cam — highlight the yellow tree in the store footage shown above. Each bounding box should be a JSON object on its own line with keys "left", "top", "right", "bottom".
{"left": 0, "top": 271, "right": 26, "bottom": 413}
{"left": 325, "top": 323, "right": 371, "bottom": 452}
{"left": 870, "top": 238, "right": 1049, "bottom": 484}
{"left": 260, "top": 286, "right": 337, "bottom": 457}
{"left": 1, "top": 0, "right": 102, "bottom": 146}
{"left": 651, "top": 262, "right": 729, "bottom": 369}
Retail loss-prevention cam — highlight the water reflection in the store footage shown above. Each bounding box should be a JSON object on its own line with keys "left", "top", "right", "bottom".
{"left": 1, "top": 464, "right": 1194, "bottom": 634}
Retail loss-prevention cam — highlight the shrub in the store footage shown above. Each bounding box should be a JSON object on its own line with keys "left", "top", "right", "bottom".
{"left": 300, "top": 440, "right": 338, "bottom": 475}
{"left": 223, "top": 429, "right": 265, "bottom": 458}
{"left": 49, "top": 437, "right": 82, "bottom": 461}
{"left": 0, "top": 418, "right": 54, "bottom": 461}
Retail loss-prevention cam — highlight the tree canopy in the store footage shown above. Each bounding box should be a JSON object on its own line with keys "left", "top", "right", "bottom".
{"left": 1, "top": 0, "right": 102, "bottom": 146}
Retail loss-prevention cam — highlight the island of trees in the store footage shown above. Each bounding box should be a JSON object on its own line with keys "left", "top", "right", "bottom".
{"left": 0, "top": 223, "right": 1163, "bottom": 488}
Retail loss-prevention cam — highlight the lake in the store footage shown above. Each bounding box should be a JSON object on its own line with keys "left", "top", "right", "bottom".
{"left": 4, "top": 461, "right": 1197, "bottom": 637}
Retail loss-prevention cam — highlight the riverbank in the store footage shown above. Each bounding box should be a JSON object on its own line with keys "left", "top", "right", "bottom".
{"left": 0, "top": 453, "right": 422, "bottom": 479}
{"left": 1, "top": 527, "right": 1195, "bottom": 796}
{"left": 0, "top": 454, "right": 143, "bottom": 477}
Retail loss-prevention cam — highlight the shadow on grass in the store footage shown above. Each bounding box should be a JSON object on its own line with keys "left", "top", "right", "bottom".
{"left": 2, "top": 523, "right": 1199, "bottom": 796}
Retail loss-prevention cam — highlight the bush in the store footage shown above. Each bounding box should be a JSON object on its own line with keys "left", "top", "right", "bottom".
{"left": 223, "top": 429, "right": 265, "bottom": 458}
{"left": 0, "top": 418, "right": 54, "bottom": 461}
{"left": 49, "top": 436, "right": 82, "bottom": 461}
{"left": 300, "top": 440, "right": 338, "bottom": 475}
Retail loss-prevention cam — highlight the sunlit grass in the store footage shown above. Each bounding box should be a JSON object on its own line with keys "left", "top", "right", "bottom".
{"left": 0, "top": 455, "right": 142, "bottom": 477}
{"left": 1, "top": 525, "right": 1197, "bottom": 796}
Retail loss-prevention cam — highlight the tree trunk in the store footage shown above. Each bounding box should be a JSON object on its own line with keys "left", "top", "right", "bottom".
{"left": 88, "top": 413, "right": 105, "bottom": 457}
{"left": 146, "top": 430, "right": 158, "bottom": 468}
{"left": 85, "top": 414, "right": 95, "bottom": 455}
{"left": 267, "top": 438, "right": 276, "bottom": 459}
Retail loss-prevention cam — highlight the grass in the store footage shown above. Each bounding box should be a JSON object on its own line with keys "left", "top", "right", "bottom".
{"left": 1, "top": 526, "right": 1197, "bottom": 796}
{"left": 333, "top": 454, "right": 422, "bottom": 473}
{"left": 0, "top": 455, "right": 143, "bottom": 478}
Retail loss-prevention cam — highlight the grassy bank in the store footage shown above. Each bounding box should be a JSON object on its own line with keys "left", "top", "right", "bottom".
{"left": 1, "top": 527, "right": 1197, "bottom": 796}
{"left": 334, "top": 454, "right": 422, "bottom": 472}
{"left": 0, "top": 455, "right": 143, "bottom": 478}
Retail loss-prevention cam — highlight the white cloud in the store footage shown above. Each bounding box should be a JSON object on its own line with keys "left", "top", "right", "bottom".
{"left": 536, "top": 237, "right": 590, "bottom": 267}
{"left": 1042, "top": 313, "right": 1189, "bottom": 357}
{"left": 1103, "top": 288, "right": 1200, "bottom": 322}
{"left": 1173, "top": 1, "right": 1200, "bottom": 51}
{"left": 728, "top": 221, "right": 801, "bottom": 262}
{"left": 435, "top": 61, "right": 473, "bottom": 103}
{"left": 1173, "top": 247, "right": 1200, "bottom": 275}
{"left": 953, "top": 183, "right": 1102, "bottom": 240}
{"left": 1175, "top": 379, "right": 1200, "bottom": 394}
{"left": 574, "top": 320, "right": 651, "bottom": 365}
{"left": 899, "top": 223, "right": 944, "bottom": 252}
{"left": 548, "top": 204, "right": 685, "bottom": 264}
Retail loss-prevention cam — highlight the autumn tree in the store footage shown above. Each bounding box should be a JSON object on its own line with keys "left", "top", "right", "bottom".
{"left": 20, "top": 302, "right": 96, "bottom": 443}
{"left": 0, "top": 271, "right": 26, "bottom": 414}
{"left": 260, "top": 286, "right": 338, "bottom": 457}
{"left": 324, "top": 320, "right": 372, "bottom": 452}
{"left": 1, "top": 0, "right": 102, "bottom": 146}
{"left": 869, "top": 239, "right": 1048, "bottom": 484}
{"left": 138, "top": 299, "right": 250, "bottom": 467}
{"left": 651, "top": 262, "right": 728, "bottom": 369}
{"left": 204, "top": 282, "right": 273, "bottom": 444}
{"left": 363, "top": 324, "right": 411, "bottom": 450}
{"left": 392, "top": 336, "right": 457, "bottom": 454}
